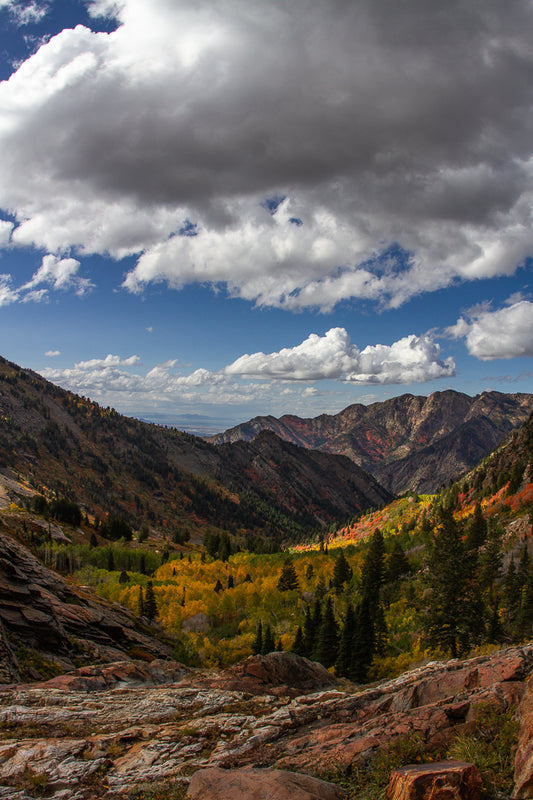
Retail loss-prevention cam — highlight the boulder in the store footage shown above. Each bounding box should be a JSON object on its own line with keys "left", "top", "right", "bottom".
{"left": 224, "top": 652, "right": 336, "bottom": 696}
{"left": 386, "top": 761, "right": 482, "bottom": 800}
{"left": 187, "top": 767, "right": 346, "bottom": 799}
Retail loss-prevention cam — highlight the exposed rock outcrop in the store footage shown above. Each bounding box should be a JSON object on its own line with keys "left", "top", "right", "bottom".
{"left": 0, "top": 529, "right": 172, "bottom": 675}
{"left": 188, "top": 767, "right": 346, "bottom": 799}
{"left": 1, "top": 644, "right": 532, "bottom": 798}
{"left": 386, "top": 762, "right": 482, "bottom": 800}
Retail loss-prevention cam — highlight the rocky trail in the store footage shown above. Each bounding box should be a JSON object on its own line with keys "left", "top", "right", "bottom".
{"left": 2, "top": 646, "right": 533, "bottom": 798}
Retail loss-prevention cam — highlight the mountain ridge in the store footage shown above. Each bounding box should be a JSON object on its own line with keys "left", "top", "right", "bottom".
{"left": 0, "top": 355, "right": 389, "bottom": 539}
{"left": 208, "top": 389, "right": 533, "bottom": 493}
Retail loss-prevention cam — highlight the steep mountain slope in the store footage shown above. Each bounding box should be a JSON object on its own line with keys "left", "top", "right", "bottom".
{"left": 215, "top": 431, "right": 391, "bottom": 524}
{"left": 209, "top": 390, "right": 533, "bottom": 493}
{"left": 0, "top": 356, "right": 388, "bottom": 537}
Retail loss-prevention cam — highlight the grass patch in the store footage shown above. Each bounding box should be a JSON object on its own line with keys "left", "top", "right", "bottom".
{"left": 448, "top": 704, "right": 518, "bottom": 800}
{"left": 127, "top": 781, "right": 188, "bottom": 800}
{"left": 319, "top": 703, "right": 519, "bottom": 800}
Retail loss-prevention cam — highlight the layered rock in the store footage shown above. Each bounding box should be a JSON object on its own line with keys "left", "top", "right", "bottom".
{"left": 0, "top": 645, "right": 531, "bottom": 798}
{"left": 386, "top": 762, "right": 482, "bottom": 800}
{"left": 0, "top": 529, "right": 172, "bottom": 677}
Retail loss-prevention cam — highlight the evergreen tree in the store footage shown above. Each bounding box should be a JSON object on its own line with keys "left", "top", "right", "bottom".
{"left": 466, "top": 501, "right": 487, "bottom": 551}
{"left": 214, "top": 579, "right": 223, "bottom": 593}
{"left": 276, "top": 638, "right": 283, "bottom": 652}
{"left": 138, "top": 586, "right": 145, "bottom": 617}
{"left": 332, "top": 550, "right": 352, "bottom": 593}
{"left": 424, "top": 506, "right": 480, "bottom": 658}
{"left": 292, "top": 625, "right": 305, "bottom": 656}
{"left": 89, "top": 532, "right": 97, "bottom": 548}
{"left": 305, "top": 564, "right": 314, "bottom": 581}
{"left": 315, "top": 597, "right": 338, "bottom": 668}
{"left": 253, "top": 621, "right": 263, "bottom": 655}
{"left": 387, "top": 539, "right": 410, "bottom": 583}
{"left": 277, "top": 557, "right": 299, "bottom": 591}
{"left": 361, "top": 529, "right": 385, "bottom": 603}
{"left": 144, "top": 581, "right": 158, "bottom": 621}
{"left": 352, "top": 594, "right": 375, "bottom": 682}
{"left": 118, "top": 570, "right": 129, "bottom": 584}
{"left": 262, "top": 624, "right": 275, "bottom": 654}
{"left": 335, "top": 602, "right": 356, "bottom": 678}
{"left": 302, "top": 605, "right": 315, "bottom": 658}
{"left": 227, "top": 575, "right": 234, "bottom": 589}
{"left": 139, "top": 553, "right": 146, "bottom": 575}
{"left": 107, "top": 549, "right": 114, "bottom": 571}
{"left": 310, "top": 598, "right": 323, "bottom": 659}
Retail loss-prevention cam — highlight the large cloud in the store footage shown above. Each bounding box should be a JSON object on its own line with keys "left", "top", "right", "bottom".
{"left": 448, "top": 300, "right": 533, "bottom": 360}
{"left": 40, "top": 327, "right": 455, "bottom": 412}
{"left": 226, "top": 327, "right": 455, "bottom": 384}
{"left": 1, "top": 0, "right": 533, "bottom": 308}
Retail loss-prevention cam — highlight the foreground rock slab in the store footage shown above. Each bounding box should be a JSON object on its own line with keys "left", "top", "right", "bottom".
{"left": 386, "top": 761, "right": 482, "bottom": 800}
{"left": 187, "top": 767, "right": 346, "bottom": 799}
{"left": 0, "top": 645, "right": 532, "bottom": 798}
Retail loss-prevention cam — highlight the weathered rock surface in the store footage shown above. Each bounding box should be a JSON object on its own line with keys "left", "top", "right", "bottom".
{"left": 514, "top": 674, "right": 533, "bottom": 798}
{"left": 188, "top": 767, "right": 346, "bottom": 799}
{"left": 0, "top": 644, "right": 532, "bottom": 799}
{"left": 0, "top": 529, "right": 173, "bottom": 677}
{"left": 386, "top": 761, "right": 482, "bottom": 800}
{"left": 219, "top": 652, "right": 337, "bottom": 697}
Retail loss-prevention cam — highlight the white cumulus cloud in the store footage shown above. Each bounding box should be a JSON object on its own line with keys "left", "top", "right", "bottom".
{"left": 226, "top": 327, "right": 455, "bottom": 384}
{"left": 448, "top": 300, "right": 533, "bottom": 360}
{"left": 0, "top": 0, "right": 532, "bottom": 309}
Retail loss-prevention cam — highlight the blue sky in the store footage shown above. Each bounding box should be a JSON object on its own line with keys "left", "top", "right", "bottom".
{"left": 0, "top": 0, "right": 532, "bottom": 433}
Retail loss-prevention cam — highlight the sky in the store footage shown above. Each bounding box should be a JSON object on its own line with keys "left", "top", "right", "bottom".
{"left": 0, "top": 0, "right": 532, "bottom": 434}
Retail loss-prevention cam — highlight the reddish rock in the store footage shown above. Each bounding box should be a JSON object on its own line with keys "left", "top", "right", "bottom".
{"left": 187, "top": 767, "right": 346, "bottom": 799}
{"left": 386, "top": 761, "right": 482, "bottom": 800}
{"left": 514, "top": 674, "right": 533, "bottom": 798}
{"left": 224, "top": 652, "right": 336, "bottom": 696}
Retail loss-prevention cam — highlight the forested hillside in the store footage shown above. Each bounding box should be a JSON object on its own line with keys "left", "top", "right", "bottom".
{"left": 0, "top": 355, "right": 389, "bottom": 546}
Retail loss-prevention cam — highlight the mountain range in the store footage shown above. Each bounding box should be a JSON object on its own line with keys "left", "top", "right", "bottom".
{"left": 208, "top": 390, "right": 533, "bottom": 494}
{"left": 0, "top": 355, "right": 389, "bottom": 539}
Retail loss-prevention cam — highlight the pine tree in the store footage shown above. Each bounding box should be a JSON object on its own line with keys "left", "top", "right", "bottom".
{"left": 144, "top": 581, "right": 158, "bottom": 621}
{"left": 335, "top": 602, "right": 356, "bottom": 678}
{"left": 387, "top": 539, "right": 410, "bottom": 583}
{"left": 277, "top": 557, "right": 299, "bottom": 591}
{"left": 302, "top": 606, "right": 315, "bottom": 658}
{"left": 262, "top": 624, "right": 275, "bottom": 654}
{"left": 118, "top": 570, "right": 129, "bottom": 584}
{"left": 310, "top": 598, "right": 322, "bottom": 660}
{"left": 253, "top": 621, "right": 263, "bottom": 655}
{"left": 332, "top": 550, "right": 352, "bottom": 593}
{"left": 466, "top": 501, "right": 487, "bottom": 551}
{"left": 315, "top": 597, "right": 338, "bottom": 668}
{"left": 424, "top": 506, "right": 480, "bottom": 658}
{"left": 138, "top": 586, "right": 145, "bottom": 617}
{"left": 227, "top": 575, "right": 234, "bottom": 589}
{"left": 292, "top": 625, "right": 305, "bottom": 656}
{"left": 214, "top": 579, "right": 223, "bottom": 593}
{"left": 107, "top": 549, "right": 114, "bottom": 571}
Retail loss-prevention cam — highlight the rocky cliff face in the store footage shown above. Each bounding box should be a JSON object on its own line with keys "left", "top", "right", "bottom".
{"left": 1, "top": 645, "right": 532, "bottom": 799}
{"left": 0, "top": 527, "right": 173, "bottom": 678}
{"left": 209, "top": 390, "right": 533, "bottom": 493}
